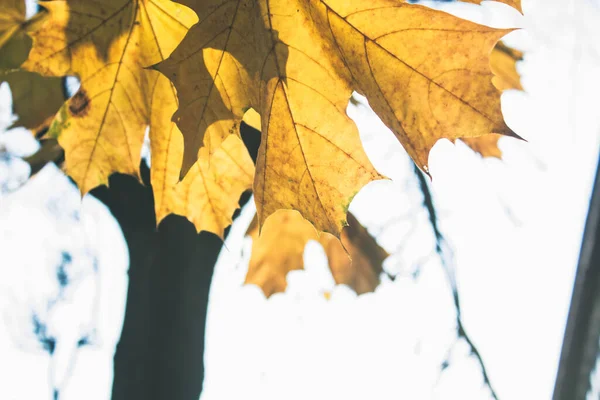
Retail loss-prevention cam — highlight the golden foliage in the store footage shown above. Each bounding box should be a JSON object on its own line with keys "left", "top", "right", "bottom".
{"left": 245, "top": 210, "right": 388, "bottom": 297}
{"left": 158, "top": 0, "right": 386, "bottom": 237}
{"left": 14, "top": 0, "right": 256, "bottom": 236}
{"left": 4, "top": 0, "right": 523, "bottom": 239}
{"left": 149, "top": 74, "right": 254, "bottom": 236}
{"left": 159, "top": 0, "right": 518, "bottom": 236}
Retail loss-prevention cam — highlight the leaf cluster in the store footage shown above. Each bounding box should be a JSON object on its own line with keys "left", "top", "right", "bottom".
{"left": 0, "top": 0, "right": 522, "bottom": 294}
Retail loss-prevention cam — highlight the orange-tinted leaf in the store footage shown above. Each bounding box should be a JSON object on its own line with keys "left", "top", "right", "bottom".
{"left": 245, "top": 210, "right": 318, "bottom": 297}
{"left": 319, "top": 213, "right": 388, "bottom": 295}
{"left": 245, "top": 210, "right": 387, "bottom": 297}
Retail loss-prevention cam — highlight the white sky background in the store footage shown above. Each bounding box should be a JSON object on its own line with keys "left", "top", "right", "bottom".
{"left": 0, "top": 0, "right": 599, "bottom": 400}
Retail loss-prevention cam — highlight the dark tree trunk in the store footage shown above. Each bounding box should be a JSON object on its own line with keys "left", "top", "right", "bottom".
{"left": 92, "top": 168, "right": 222, "bottom": 400}
{"left": 553, "top": 153, "right": 600, "bottom": 400}
{"left": 92, "top": 123, "right": 260, "bottom": 400}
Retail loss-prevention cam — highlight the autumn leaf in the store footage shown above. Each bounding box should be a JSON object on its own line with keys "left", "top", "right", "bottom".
{"left": 148, "top": 71, "right": 255, "bottom": 237}
{"left": 10, "top": 0, "right": 522, "bottom": 239}
{"left": 319, "top": 213, "right": 388, "bottom": 295}
{"left": 21, "top": 0, "right": 199, "bottom": 194}
{"left": 12, "top": 0, "right": 253, "bottom": 237}
{"left": 153, "top": 112, "right": 254, "bottom": 238}
{"left": 245, "top": 210, "right": 318, "bottom": 297}
{"left": 159, "top": 0, "right": 518, "bottom": 236}
{"left": 490, "top": 41, "right": 523, "bottom": 92}
{"left": 144, "top": 26, "right": 255, "bottom": 236}
{"left": 245, "top": 210, "right": 387, "bottom": 297}
{"left": 327, "top": 1, "right": 518, "bottom": 172}
{"left": 171, "top": 135, "right": 254, "bottom": 238}
{"left": 0, "top": 1, "right": 63, "bottom": 131}
{"left": 460, "top": 41, "right": 524, "bottom": 158}
{"left": 157, "top": 0, "right": 385, "bottom": 238}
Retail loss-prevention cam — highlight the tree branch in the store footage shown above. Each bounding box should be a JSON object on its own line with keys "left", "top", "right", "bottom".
{"left": 413, "top": 163, "right": 499, "bottom": 400}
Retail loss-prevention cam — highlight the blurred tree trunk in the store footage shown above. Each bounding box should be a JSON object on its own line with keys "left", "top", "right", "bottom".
{"left": 92, "top": 124, "right": 260, "bottom": 400}
{"left": 553, "top": 153, "right": 600, "bottom": 400}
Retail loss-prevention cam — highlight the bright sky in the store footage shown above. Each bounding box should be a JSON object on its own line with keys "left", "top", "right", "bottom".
{"left": 1, "top": 1, "right": 600, "bottom": 400}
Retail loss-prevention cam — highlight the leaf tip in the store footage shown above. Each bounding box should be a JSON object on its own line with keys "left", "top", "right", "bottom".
{"left": 421, "top": 163, "right": 432, "bottom": 180}
{"left": 507, "top": 129, "right": 526, "bottom": 142}
{"left": 496, "top": 123, "right": 526, "bottom": 143}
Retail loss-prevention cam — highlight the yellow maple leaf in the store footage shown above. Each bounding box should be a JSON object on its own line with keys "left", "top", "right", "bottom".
{"left": 150, "top": 75, "right": 255, "bottom": 237}
{"left": 245, "top": 210, "right": 388, "bottom": 297}
{"left": 158, "top": 0, "right": 385, "bottom": 237}
{"left": 238, "top": 40, "right": 523, "bottom": 162}
{"left": 159, "top": 0, "right": 518, "bottom": 236}
{"left": 326, "top": 1, "right": 518, "bottom": 171}
{"left": 12, "top": 0, "right": 253, "bottom": 237}
{"left": 242, "top": 43, "right": 523, "bottom": 161}
{"left": 21, "top": 0, "right": 199, "bottom": 194}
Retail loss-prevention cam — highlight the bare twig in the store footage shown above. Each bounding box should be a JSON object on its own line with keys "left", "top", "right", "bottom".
{"left": 412, "top": 163, "right": 500, "bottom": 400}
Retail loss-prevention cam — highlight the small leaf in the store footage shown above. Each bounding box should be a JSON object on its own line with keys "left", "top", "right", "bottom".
{"left": 245, "top": 210, "right": 387, "bottom": 297}
{"left": 320, "top": 213, "right": 388, "bottom": 295}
